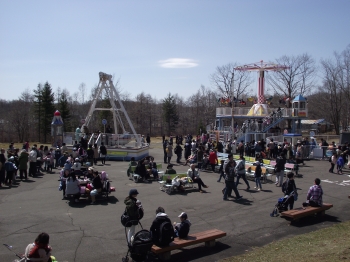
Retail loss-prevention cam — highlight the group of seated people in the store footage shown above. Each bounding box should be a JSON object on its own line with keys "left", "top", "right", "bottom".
{"left": 127, "top": 156, "right": 161, "bottom": 182}
{"left": 59, "top": 162, "right": 108, "bottom": 204}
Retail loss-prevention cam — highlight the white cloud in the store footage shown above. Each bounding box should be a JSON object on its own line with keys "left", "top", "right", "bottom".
{"left": 159, "top": 58, "right": 198, "bottom": 68}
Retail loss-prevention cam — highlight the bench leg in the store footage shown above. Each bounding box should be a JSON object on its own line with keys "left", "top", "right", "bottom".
{"left": 205, "top": 239, "right": 216, "bottom": 247}
{"left": 158, "top": 251, "right": 171, "bottom": 261}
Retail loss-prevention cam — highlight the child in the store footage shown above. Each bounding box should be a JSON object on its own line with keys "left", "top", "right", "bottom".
{"left": 44, "top": 153, "right": 54, "bottom": 172}
{"left": 173, "top": 212, "right": 191, "bottom": 238}
{"left": 254, "top": 161, "right": 262, "bottom": 191}
{"left": 4, "top": 156, "right": 17, "bottom": 186}
{"left": 217, "top": 160, "right": 225, "bottom": 182}
{"left": 25, "top": 232, "right": 52, "bottom": 262}
{"left": 337, "top": 154, "right": 345, "bottom": 175}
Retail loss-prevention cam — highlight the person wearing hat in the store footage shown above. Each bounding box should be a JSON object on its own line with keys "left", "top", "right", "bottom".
{"left": 4, "top": 156, "right": 17, "bottom": 186}
{"left": 90, "top": 171, "right": 103, "bottom": 204}
{"left": 124, "top": 189, "right": 140, "bottom": 244}
{"left": 173, "top": 212, "right": 191, "bottom": 238}
{"left": 165, "top": 164, "right": 176, "bottom": 175}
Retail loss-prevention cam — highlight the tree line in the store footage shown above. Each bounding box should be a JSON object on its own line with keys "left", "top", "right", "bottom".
{"left": 1, "top": 44, "right": 349, "bottom": 143}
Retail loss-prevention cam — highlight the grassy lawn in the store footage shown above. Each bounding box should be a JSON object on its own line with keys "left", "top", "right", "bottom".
{"left": 220, "top": 220, "right": 350, "bottom": 262}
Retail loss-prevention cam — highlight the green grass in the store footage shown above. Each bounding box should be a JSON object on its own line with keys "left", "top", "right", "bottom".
{"left": 220, "top": 221, "right": 350, "bottom": 262}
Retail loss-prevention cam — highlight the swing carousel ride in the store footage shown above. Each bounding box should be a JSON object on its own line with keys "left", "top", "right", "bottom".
{"left": 215, "top": 61, "right": 308, "bottom": 143}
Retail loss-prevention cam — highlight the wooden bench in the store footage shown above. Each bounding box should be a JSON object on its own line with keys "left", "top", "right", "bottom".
{"left": 284, "top": 163, "right": 299, "bottom": 177}
{"left": 281, "top": 203, "right": 333, "bottom": 222}
{"left": 151, "top": 229, "right": 226, "bottom": 260}
{"left": 245, "top": 165, "right": 268, "bottom": 183}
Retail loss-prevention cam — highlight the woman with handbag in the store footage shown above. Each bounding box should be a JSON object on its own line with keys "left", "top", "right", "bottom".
{"left": 124, "top": 189, "right": 140, "bottom": 244}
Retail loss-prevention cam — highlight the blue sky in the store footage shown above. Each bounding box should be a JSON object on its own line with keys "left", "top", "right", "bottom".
{"left": 1, "top": 0, "right": 349, "bottom": 101}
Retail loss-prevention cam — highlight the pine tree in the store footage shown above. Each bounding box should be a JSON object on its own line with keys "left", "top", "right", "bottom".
{"left": 33, "top": 82, "right": 55, "bottom": 142}
{"left": 58, "top": 92, "right": 71, "bottom": 132}
{"left": 162, "top": 93, "right": 179, "bottom": 135}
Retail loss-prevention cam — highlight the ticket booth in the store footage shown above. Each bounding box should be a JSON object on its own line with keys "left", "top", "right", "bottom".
{"left": 292, "top": 95, "right": 308, "bottom": 117}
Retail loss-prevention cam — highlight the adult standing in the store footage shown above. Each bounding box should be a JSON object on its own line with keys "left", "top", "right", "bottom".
{"left": 282, "top": 172, "right": 297, "bottom": 210}
{"left": 223, "top": 160, "right": 243, "bottom": 200}
{"left": 0, "top": 148, "right": 6, "bottom": 187}
{"left": 28, "top": 146, "right": 37, "bottom": 177}
{"left": 18, "top": 149, "right": 29, "bottom": 180}
{"left": 235, "top": 156, "right": 250, "bottom": 190}
{"left": 124, "top": 189, "right": 140, "bottom": 244}
{"left": 174, "top": 143, "right": 183, "bottom": 164}
{"left": 166, "top": 143, "right": 173, "bottom": 164}
{"left": 146, "top": 134, "right": 151, "bottom": 145}
{"left": 208, "top": 149, "right": 218, "bottom": 172}
{"left": 99, "top": 142, "right": 107, "bottom": 165}
{"left": 163, "top": 139, "right": 168, "bottom": 164}
{"left": 320, "top": 138, "right": 328, "bottom": 159}
{"left": 275, "top": 152, "right": 286, "bottom": 187}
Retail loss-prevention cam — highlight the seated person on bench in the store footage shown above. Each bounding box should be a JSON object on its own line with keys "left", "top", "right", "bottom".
{"left": 90, "top": 171, "right": 103, "bottom": 204}
{"left": 135, "top": 158, "right": 150, "bottom": 181}
{"left": 165, "top": 164, "right": 176, "bottom": 174}
{"left": 147, "top": 156, "right": 160, "bottom": 180}
{"left": 127, "top": 157, "right": 138, "bottom": 177}
{"left": 304, "top": 178, "right": 323, "bottom": 207}
{"left": 66, "top": 172, "right": 81, "bottom": 202}
{"left": 183, "top": 152, "right": 197, "bottom": 166}
{"left": 187, "top": 164, "right": 208, "bottom": 193}
{"left": 173, "top": 212, "right": 191, "bottom": 238}
{"left": 150, "top": 207, "right": 174, "bottom": 247}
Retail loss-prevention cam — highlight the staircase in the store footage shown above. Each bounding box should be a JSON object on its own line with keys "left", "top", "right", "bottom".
{"left": 262, "top": 117, "right": 284, "bottom": 133}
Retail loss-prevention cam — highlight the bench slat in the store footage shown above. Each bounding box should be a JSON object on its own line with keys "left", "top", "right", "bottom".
{"left": 281, "top": 203, "right": 333, "bottom": 220}
{"left": 151, "top": 229, "right": 226, "bottom": 253}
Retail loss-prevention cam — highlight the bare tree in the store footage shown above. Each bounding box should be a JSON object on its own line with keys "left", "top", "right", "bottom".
{"left": 211, "top": 63, "right": 253, "bottom": 100}
{"left": 320, "top": 57, "right": 345, "bottom": 134}
{"left": 78, "top": 83, "right": 86, "bottom": 104}
{"left": 266, "top": 54, "right": 317, "bottom": 106}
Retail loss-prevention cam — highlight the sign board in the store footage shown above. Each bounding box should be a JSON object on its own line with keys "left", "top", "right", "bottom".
{"left": 102, "top": 119, "right": 107, "bottom": 125}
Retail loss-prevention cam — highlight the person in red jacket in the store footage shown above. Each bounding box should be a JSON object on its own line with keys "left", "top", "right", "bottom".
{"left": 208, "top": 149, "right": 218, "bottom": 172}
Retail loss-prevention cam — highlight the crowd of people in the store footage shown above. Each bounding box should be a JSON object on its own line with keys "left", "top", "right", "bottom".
{"left": 0, "top": 141, "right": 108, "bottom": 189}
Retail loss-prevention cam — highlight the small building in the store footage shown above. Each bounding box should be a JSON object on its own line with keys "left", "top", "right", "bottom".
{"left": 299, "top": 119, "right": 331, "bottom": 133}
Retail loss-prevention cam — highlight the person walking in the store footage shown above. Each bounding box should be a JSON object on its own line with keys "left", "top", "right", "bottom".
{"left": 235, "top": 156, "right": 250, "bottom": 190}
{"left": 223, "top": 160, "right": 243, "bottom": 200}
{"left": 254, "top": 161, "right": 263, "bottom": 191}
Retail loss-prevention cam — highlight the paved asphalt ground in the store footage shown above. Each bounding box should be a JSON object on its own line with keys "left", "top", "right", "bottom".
{"left": 1, "top": 143, "right": 350, "bottom": 262}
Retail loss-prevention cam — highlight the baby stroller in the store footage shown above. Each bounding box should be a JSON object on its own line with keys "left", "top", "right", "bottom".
{"left": 270, "top": 192, "right": 295, "bottom": 217}
{"left": 122, "top": 221, "right": 153, "bottom": 262}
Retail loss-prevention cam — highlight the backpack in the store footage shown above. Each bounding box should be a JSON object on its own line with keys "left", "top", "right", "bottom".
{"left": 158, "top": 221, "right": 174, "bottom": 246}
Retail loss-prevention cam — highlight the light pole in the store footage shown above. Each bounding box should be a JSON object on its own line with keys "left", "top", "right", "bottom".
{"left": 230, "top": 79, "right": 235, "bottom": 141}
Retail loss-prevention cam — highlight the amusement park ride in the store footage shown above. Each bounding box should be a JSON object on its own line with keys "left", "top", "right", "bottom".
{"left": 215, "top": 61, "right": 308, "bottom": 143}
{"left": 77, "top": 72, "right": 149, "bottom": 161}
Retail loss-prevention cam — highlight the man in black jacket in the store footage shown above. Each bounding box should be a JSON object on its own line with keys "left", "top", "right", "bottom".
{"left": 150, "top": 207, "right": 174, "bottom": 246}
